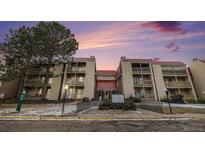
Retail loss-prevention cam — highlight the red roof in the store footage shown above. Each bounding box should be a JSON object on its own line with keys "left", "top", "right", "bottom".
{"left": 96, "top": 70, "right": 116, "bottom": 76}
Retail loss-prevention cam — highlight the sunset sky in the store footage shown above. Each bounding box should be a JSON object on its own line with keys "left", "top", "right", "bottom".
{"left": 0, "top": 21, "right": 205, "bottom": 70}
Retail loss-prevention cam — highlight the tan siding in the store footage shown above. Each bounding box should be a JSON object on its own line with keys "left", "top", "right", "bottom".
{"left": 84, "top": 61, "right": 96, "bottom": 99}
{"left": 152, "top": 65, "right": 167, "bottom": 100}
{"left": 48, "top": 65, "right": 63, "bottom": 100}
{"left": 189, "top": 61, "right": 205, "bottom": 100}
{"left": 121, "top": 61, "right": 134, "bottom": 98}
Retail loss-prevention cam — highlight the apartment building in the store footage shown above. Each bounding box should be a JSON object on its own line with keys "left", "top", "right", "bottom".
{"left": 61, "top": 57, "right": 96, "bottom": 100}
{"left": 189, "top": 58, "right": 205, "bottom": 100}
{"left": 96, "top": 70, "right": 118, "bottom": 101}
{"left": 0, "top": 58, "right": 20, "bottom": 99}
{"left": 117, "top": 57, "right": 197, "bottom": 101}
{"left": 152, "top": 60, "right": 197, "bottom": 101}
{"left": 117, "top": 57, "right": 157, "bottom": 101}
{"left": 22, "top": 56, "right": 96, "bottom": 100}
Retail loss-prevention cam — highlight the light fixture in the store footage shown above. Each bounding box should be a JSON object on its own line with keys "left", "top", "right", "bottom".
{"left": 64, "top": 85, "right": 69, "bottom": 90}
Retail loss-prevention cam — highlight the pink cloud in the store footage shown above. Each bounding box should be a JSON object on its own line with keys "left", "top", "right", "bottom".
{"left": 141, "top": 21, "right": 186, "bottom": 33}
{"left": 76, "top": 22, "right": 205, "bottom": 51}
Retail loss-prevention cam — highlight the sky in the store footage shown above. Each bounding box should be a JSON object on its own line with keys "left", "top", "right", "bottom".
{"left": 0, "top": 21, "right": 205, "bottom": 70}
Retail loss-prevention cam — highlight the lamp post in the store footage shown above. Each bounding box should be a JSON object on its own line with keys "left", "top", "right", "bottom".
{"left": 164, "top": 88, "right": 172, "bottom": 114}
{"left": 62, "top": 85, "right": 68, "bottom": 114}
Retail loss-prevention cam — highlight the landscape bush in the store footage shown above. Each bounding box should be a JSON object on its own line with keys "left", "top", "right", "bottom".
{"left": 124, "top": 98, "right": 137, "bottom": 110}
{"left": 197, "top": 100, "right": 205, "bottom": 104}
{"left": 160, "top": 97, "right": 168, "bottom": 102}
{"left": 128, "top": 96, "right": 141, "bottom": 103}
{"left": 82, "top": 97, "right": 89, "bottom": 102}
{"left": 98, "top": 102, "right": 111, "bottom": 110}
{"left": 170, "top": 94, "right": 184, "bottom": 103}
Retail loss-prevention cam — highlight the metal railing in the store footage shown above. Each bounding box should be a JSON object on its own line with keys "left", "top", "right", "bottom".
{"left": 162, "top": 70, "right": 187, "bottom": 75}
{"left": 132, "top": 67, "right": 151, "bottom": 73}
{"left": 67, "top": 67, "right": 86, "bottom": 73}
{"left": 165, "top": 81, "right": 191, "bottom": 88}
{"left": 134, "top": 80, "right": 153, "bottom": 87}
{"left": 67, "top": 80, "right": 85, "bottom": 86}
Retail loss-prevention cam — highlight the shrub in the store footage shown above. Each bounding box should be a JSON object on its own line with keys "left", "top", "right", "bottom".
{"left": 160, "top": 97, "right": 168, "bottom": 102}
{"left": 128, "top": 96, "right": 141, "bottom": 103}
{"left": 98, "top": 102, "right": 111, "bottom": 110}
{"left": 186, "top": 99, "right": 196, "bottom": 103}
{"left": 170, "top": 94, "right": 184, "bottom": 103}
{"left": 124, "top": 99, "right": 137, "bottom": 110}
{"left": 82, "top": 97, "right": 89, "bottom": 102}
{"left": 112, "top": 103, "right": 124, "bottom": 110}
{"left": 197, "top": 100, "right": 205, "bottom": 104}
{"left": 91, "top": 98, "right": 97, "bottom": 101}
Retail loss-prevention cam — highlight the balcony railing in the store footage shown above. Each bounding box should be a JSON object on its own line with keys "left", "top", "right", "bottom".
{"left": 24, "top": 79, "right": 52, "bottom": 87}
{"left": 165, "top": 81, "right": 191, "bottom": 88}
{"left": 67, "top": 67, "right": 86, "bottom": 73}
{"left": 67, "top": 80, "right": 84, "bottom": 86}
{"left": 174, "top": 70, "right": 187, "bottom": 75}
{"left": 134, "top": 80, "right": 153, "bottom": 87}
{"left": 132, "top": 67, "right": 151, "bottom": 73}
{"left": 67, "top": 93, "right": 84, "bottom": 99}
{"left": 162, "top": 70, "right": 187, "bottom": 76}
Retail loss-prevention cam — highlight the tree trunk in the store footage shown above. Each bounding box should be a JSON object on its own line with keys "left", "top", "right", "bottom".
{"left": 41, "top": 65, "right": 51, "bottom": 99}
{"left": 17, "top": 76, "right": 25, "bottom": 99}
{"left": 16, "top": 68, "right": 28, "bottom": 99}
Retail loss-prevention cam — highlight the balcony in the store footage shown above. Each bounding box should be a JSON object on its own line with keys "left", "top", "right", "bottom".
{"left": 162, "top": 70, "right": 187, "bottom": 76}
{"left": 24, "top": 79, "right": 43, "bottom": 87}
{"left": 165, "top": 81, "right": 191, "bottom": 88}
{"left": 24, "top": 79, "right": 51, "bottom": 87}
{"left": 67, "top": 93, "right": 84, "bottom": 99}
{"left": 134, "top": 80, "right": 153, "bottom": 87}
{"left": 132, "top": 67, "right": 151, "bottom": 74}
{"left": 174, "top": 70, "right": 187, "bottom": 75}
{"left": 67, "top": 80, "right": 84, "bottom": 86}
{"left": 67, "top": 67, "right": 86, "bottom": 73}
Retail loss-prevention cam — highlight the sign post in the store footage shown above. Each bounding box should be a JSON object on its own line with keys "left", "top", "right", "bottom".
{"left": 16, "top": 90, "right": 26, "bottom": 112}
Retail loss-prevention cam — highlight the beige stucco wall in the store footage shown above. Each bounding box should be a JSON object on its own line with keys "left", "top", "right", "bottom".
{"left": 0, "top": 79, "right": 19, "bottom": 99}
{"left": 48, "top": 65, "right": 63, "bottom": 100}
{"left": 121, "top": 61, "right": 134, "bottom": 98}
{"left": 189, "top": 61, "right": 205, "bottom": 100}
{"left": 185, "top": 67, "right": 197, "bottom": 100}
{"left": 150, "top": 64, "right": 158, "bottom": 101}
{"left": 152, "top": 64, "right": 167, "bottom": 100}
{"left": 84, "top": 61, "right": 96, "bottom": 99}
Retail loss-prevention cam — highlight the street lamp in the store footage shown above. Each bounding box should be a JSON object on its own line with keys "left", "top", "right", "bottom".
{"left": 62, "top": 85, "right": 68, "bottom": 114}
{"left": 164, "top": 88, "right": 172, "bottom": 114}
